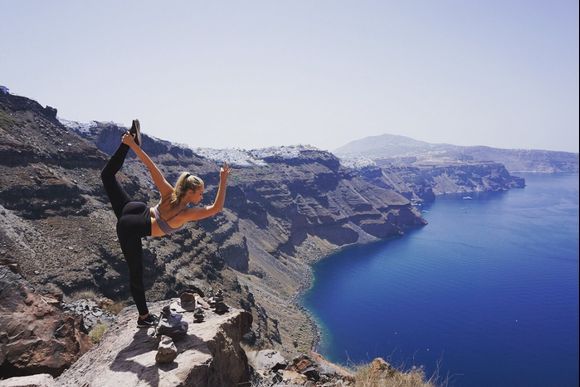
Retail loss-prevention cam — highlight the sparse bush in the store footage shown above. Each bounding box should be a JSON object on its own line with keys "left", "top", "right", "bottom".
{"left": 89, "top": 323, "right": 108, "bottom": 344}
{"left": 353, "top": 358, "right": 443, "bottom": 387}
{"left": 70, "top": 289, "right": 98, "bottom": 301}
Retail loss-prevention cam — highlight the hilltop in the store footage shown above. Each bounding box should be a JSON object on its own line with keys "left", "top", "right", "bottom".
{"left": 335, "top": 133, "right": 579, "bottom": 173}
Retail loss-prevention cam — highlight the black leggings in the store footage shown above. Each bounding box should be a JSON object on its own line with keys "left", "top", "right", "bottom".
{"left": 101, "top": 143, "right": 152, "bottom": 316}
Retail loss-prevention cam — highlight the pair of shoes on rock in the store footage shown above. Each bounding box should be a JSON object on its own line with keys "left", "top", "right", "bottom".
{"left": 129, "top": 119, "right": 142, "bottom": 146}
{"left": 137, "top": 313, "right": 158, "bottom": 328}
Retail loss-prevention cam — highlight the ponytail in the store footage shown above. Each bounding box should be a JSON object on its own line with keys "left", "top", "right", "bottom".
{"left": 171, "top": 172, "right": 204, "bottom": 206}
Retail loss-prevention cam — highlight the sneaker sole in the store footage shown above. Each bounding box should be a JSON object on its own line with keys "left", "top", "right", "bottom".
{"left": 130, "top": 119, "right": 142, "bottom": 146}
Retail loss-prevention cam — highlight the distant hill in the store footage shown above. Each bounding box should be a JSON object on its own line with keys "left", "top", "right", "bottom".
{"left": 335, "top": 134, "right": 579, "bottom": 173}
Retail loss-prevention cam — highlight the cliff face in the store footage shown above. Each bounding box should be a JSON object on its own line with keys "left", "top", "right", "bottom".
{"left": 373, "top": 160, "right": 526, "bottom": 197}
{"left": 1, "top": 92, "right": 428, "bottom": 367}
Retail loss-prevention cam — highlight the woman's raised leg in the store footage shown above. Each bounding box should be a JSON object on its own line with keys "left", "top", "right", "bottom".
{"left": 101, "top": 142, "right": 131, "bottom": 219}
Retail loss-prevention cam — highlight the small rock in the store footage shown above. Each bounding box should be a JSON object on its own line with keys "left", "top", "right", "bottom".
{"left": 180, "top": 292, "right": 196, "bottom": 311}
{"left": 156, "top": 335, "right": 177, "bottom": 364}
{"left": 214, "top": 301, "right": 229, "bottom": 315}
{"left": 195, "top": 294, "right": 210, "bottom": 309}
{"left": 193, "top": 307, "right": 205, "bottom": 323}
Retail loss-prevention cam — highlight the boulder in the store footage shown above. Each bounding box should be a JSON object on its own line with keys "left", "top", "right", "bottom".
{"left": 246, "top": 349, "right": 288, "bottom": 372}
{"left": 0, "top": 267, "right": 90, "bottom": 378}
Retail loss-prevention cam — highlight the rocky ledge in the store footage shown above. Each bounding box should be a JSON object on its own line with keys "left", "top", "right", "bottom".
{"left": 54, "top": 300, "right": 252, "bottom": 387}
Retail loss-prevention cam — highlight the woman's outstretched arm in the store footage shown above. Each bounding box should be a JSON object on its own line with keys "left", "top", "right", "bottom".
{"left": 122, "top": 132, "right": 174, "bottom": 197}
{"left": 184, "top": 163, "right": 231, "bottom": 221}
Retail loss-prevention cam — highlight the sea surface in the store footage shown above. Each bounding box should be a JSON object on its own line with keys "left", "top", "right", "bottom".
{"left": 302, "top": 173, "right": 579, "bottom": 387}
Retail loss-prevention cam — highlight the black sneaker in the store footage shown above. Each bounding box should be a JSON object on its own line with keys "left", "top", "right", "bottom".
{"left": 137, "top": 313, "right": 158, "bottom": 328}
{"left": 129, "top": 119, "right": 142, "bottom": 146}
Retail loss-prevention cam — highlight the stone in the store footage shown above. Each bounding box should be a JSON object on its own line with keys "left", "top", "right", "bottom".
{"left": 290, "top": 354, "right": 314, "bottom": 373}
{"left": 303, "top": 366, "right": 321, "bottom": 381}
{"left": 169, "top": 300, "right": 186, "bottom": 313}
{"left": 0, "top": 373, "right": 56, "bottom": 386}
{"left": 193, "top": 307, "right": 205, "bottom": 323}
{"left": 214, "top": 301, "right": 229, "bottom": 315}
{"left": 212, "top": 289, "right": 229, "bottom": 315}
{"left": 246, "top": 349, "right": 288, "bottom": 372}
{"left": 194, "top": 294, "right": 210, "bottom": 309}
{"left": 179, "top": 292, "right": 196, "bottom": 312}
{"left": 155, "top": 335, "right": 177, "bottom": 364}
{"left": 154, "top": 304, "right": 188, "bottom": 340}
{"left": 309, "top": 351, "right": 355, "bottom": 382}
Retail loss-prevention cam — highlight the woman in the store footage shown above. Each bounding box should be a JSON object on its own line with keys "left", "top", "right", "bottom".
{"left": 100, "top": 120, "right": 231, "bottom": 327}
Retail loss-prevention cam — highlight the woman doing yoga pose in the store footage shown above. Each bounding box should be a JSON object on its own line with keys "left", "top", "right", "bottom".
{"left": 100, "top": 120, "right": 231, "bottom": 327}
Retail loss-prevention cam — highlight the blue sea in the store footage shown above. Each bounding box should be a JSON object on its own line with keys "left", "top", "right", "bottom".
{"left": 302, "top": 173, "right": 579, "bottom": 387}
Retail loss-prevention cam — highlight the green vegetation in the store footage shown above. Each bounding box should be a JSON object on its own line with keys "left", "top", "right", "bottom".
{"left": 88, "top": 323, "right": 108, "bottom": 344}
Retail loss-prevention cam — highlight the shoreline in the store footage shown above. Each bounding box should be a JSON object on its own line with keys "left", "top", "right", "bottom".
{"left": 290, "top": 230, "right": 422, "bottom": 360}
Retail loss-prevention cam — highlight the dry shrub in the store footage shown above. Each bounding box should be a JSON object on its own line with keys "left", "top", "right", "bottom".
{"left": 354, "top": 358, "right": 443, "bottom": 387}
{"left": 70, "top": 289, "right": 98, "bottom": 301}
{"left": 99, "top": 298, "right": 126, "bottom": 315}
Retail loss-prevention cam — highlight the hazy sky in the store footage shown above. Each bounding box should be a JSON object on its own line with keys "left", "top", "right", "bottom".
{"left": 1, "top": 1, "right": 578, "bottom": 152}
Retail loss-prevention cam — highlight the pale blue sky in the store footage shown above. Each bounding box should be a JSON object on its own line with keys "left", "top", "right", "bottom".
{"left": 1, "top": 1, "right": 578, "bottom": 152}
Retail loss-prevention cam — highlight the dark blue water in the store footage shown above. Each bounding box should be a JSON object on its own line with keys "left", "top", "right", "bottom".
{"left": 302, "top": 173, "right": 579, "bottom": 387}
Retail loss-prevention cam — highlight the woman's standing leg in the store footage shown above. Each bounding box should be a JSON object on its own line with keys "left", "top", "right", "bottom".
{"left": 118, "top": 235, "right": 149, "bottom": 316}
{"left": 116, "top": 202, "right": 153, "bottom": 318}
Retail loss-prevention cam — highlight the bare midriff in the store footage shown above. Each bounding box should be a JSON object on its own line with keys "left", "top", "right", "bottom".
{"left": 149, "top": 206, "right": 189, "bottom": 237}
{"left": 149, "top": 208, "right": 166, "bottom": 237}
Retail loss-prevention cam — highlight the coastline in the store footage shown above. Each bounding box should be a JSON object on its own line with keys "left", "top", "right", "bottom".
{"left": 291, "top": 224, "right": 427, "bottom": 362}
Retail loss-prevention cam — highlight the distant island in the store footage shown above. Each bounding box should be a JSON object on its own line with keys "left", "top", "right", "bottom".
{"left": 334, "top": 133, "right": 579, "bottom": 174}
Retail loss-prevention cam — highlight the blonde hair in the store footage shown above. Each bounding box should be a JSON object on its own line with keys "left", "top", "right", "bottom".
{"left": 171, "top": 172, "right": 204, "bottom": 205}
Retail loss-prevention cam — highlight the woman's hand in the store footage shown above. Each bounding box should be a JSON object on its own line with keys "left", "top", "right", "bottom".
{"left": 122, "top": 131, "right": 137, "bottom": 148}
{"left": 220, "top": 162, "right": 231, "bottom": 181}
